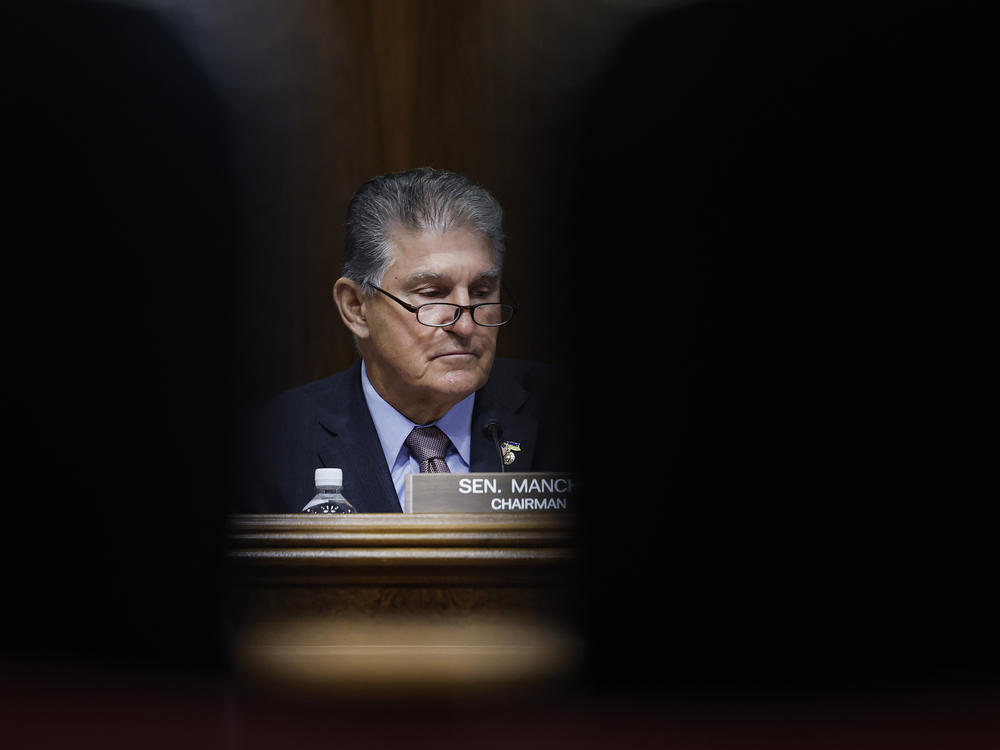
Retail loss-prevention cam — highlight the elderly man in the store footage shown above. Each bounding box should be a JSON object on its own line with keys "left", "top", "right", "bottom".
{"left": 241, "top": 167, "right": 574, "bottom": 513}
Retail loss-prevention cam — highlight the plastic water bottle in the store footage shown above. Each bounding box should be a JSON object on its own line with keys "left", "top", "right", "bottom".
{"left": 302, "top": 468, "right": 356, "bottom": 513}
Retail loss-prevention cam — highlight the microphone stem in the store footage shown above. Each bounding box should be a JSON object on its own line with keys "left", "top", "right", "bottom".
{"left": 488, "top": 424, "right": 506, "bottom": 473}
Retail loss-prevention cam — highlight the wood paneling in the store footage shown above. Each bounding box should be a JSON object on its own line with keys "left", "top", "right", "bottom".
{"left": 227, "top": 512, "right": 581, "bottom": 693}
{"left": 153, "top": 0, "right": 651, "bottom": 402}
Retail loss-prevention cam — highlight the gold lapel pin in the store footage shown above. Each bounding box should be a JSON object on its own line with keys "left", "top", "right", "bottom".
{"left": 500, "top": 440, "right": 522, "bottom": 466}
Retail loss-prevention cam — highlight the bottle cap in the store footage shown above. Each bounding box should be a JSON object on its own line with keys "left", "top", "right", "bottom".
{"left": 315, "top": 468, "right": 342, "bottom": 488}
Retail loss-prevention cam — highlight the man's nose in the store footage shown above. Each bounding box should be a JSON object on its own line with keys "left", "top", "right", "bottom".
{"left": 444, "top": 305, "right": 477, "bottom": 334}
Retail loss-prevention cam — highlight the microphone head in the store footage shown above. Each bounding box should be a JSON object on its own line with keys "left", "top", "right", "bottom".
{"left": 483, "top": 419, "right": 503, "bottom": 439}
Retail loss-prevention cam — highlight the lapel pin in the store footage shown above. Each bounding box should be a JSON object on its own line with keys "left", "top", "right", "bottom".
{"left": 500, "top": 440, "right": 521, "bottom": 466}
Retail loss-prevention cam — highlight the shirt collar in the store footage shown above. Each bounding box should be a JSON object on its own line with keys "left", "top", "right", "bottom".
{"left": 361, "top": 361, "right": 474, "bottom": 468}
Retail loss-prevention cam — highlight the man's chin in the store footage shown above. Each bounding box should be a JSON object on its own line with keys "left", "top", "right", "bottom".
{"left": 432, "top": 359, "right": 491, "bottom": 396}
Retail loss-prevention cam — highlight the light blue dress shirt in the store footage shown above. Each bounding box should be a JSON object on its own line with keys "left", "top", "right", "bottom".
{"left": 360, "top": 361, "right": 473, "bottom": 511}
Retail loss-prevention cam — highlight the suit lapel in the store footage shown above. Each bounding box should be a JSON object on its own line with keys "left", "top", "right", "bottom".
{"left": 471, "top": 365, "right": 539, "bottom": 473}
{"left": 315, "top": 361, "right": 402, "bottom": 513}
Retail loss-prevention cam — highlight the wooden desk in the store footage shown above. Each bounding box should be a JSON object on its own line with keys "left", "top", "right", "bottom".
{"left": 226, "top": 513, "right": 581, "bottom": 694}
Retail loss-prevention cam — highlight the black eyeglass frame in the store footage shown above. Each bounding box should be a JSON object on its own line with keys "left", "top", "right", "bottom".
{"left": 366, "top": 281, "right": 518, "bottom": 328}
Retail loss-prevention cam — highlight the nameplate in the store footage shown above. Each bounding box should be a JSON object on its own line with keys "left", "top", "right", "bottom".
{"left": 405, "top": 472, "right": 578, "bottom": 514}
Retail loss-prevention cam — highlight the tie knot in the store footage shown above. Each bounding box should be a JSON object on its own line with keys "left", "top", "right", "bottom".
{"left": 404, "top": 425, "right": 452, "bottom": 473}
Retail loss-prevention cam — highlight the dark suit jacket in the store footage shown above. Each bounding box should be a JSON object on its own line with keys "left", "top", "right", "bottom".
{"left": 237, "top": 358, "right": 577, "bottom": 513}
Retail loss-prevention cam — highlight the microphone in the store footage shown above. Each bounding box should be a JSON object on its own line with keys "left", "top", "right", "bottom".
{"left": 483, "top": 418, "right": 506, "bottom": 473}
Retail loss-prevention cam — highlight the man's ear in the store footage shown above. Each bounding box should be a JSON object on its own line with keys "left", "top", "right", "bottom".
{"left": 333, "top": 277, "right": 370, "bottom": 338}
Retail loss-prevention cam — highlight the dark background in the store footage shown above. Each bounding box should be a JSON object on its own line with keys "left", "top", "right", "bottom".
{"left": 3, "top": 0, "right": 996, "bottom": 729}
{"left": 571, "top": 0, "right": 997, "bottom": 697}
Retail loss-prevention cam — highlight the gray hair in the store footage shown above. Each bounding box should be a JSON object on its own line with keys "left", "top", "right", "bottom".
{"left": 343, "top": 167, "right": 505, "bottom": 291}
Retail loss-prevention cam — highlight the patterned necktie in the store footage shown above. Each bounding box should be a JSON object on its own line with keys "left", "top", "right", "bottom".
{"left": 404, "top": 425, "right": 452, "bottom": 473}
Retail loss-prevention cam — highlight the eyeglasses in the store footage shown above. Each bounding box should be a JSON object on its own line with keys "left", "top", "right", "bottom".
{"left": 367, "top": 283, "right": 518, "bottom": 327}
